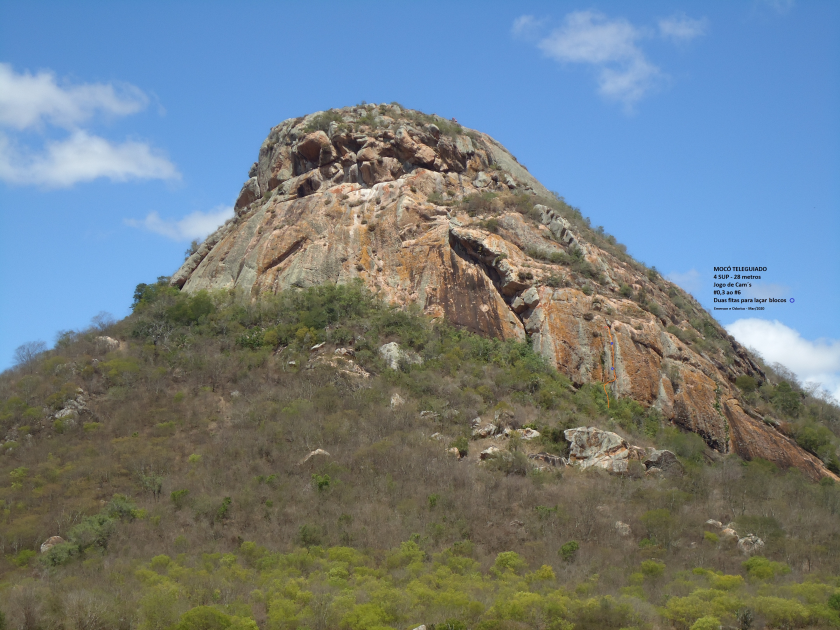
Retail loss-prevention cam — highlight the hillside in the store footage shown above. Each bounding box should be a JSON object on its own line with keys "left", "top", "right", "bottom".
{"left": 1, "top": 105, "right": 840, "bottom": 629}
{"left": 174, "top": 103, "right": 835, "bottom": 483}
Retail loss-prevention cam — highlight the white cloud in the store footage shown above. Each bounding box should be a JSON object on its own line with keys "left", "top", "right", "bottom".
{"left": 537, "top": 11, "right": 660, "bottom": 107}
{"left": 658, "top": 14, "right": 708, "bottom": 42}
{"left": 727, "top": 318, "right": 840, "bottom": 401}
{"left": 126, "top": 205, "right": 233, "bottom": 242}
{"left": 0, "top": 63, "right": 148, "bottom": 130}
{"left": 0, "top": 63, "right": 176, "bottom": 188}
{"left": 525, "top": 10, "right": 706, "bottom": 109}
{"left": 0, "top": 130, "right": 179, "bottom": 187}
{"left": 666, "top": 268, "right": 702, "bottom": 296}
{"left": 511, "top": 15, "right": 546, "bottom": 40}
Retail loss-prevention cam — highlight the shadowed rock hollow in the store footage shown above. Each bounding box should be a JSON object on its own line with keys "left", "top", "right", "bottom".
{"left": 171, "top": 103, "right": 836, "bottom": 482}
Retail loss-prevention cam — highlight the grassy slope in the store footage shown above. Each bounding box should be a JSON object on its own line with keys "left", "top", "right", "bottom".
{"left": 1, "top": 282, "right": 839, "bottom": 629}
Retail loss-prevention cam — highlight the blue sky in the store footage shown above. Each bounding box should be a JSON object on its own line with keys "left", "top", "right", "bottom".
{"left": 1, "top": 0, "right": 838, "bottom": 396}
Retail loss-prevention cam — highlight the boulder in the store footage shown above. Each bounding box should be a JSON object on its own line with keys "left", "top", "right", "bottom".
{"left": 615, "top": 521, "right": 632, "bottom": 537}
{"left": 379, "top": 342, "right": 422, "bottom": 371}
{"left": 446, "top": 447, "right": 461, "bottom": 457}
{"left": 705, "top": 519, "right": 723, "bottom": 529}
{"left": 360, "top": 157, "right": 403, "bottom": 185}
{"left": 518, "top": 428, "right": 540, "bottom": 440}
{"left": 474, "top": 171, "right": 491, "bottom": 188}
{"left": 737, "top": 534, "right": 765, "bottom": 556}
{"left": 390, "top": 393, "right": 405, "bottom": 408}
{"left": 564, "top": 427, "right": 642, "bottom": 474}
{"left": 644, "top": 449, "right": 684, "bottom": 475}
{"left": 296, "top": 131, "right": 332, "bottom": 163}
{"left": 528, "top": 452, "right": 565, "bottom": 467}
{"left": 41, "top": 536, "right": 65, "bottom": 553}
{"left": 480, "top": 446, "right": 501, "bottom": 460}
{"left": 299, "top": 449, "right": 330, "bottom": 465}
{"left": 720, "top": 528, "right": 739, "bottom": 541}
{"left": 234, "top": 176, "right": 261, "bottom": 211}
{"left": 511, "top": 288, "right": 540, "bottom": 314}
{"left": 472, "top": 424, "right": 498, "bottom": 438}
{"left": 395, "top": 127, "right": 437, "bottom": 167}
{"left": 95, "top": 336, "right": 120, "bottom": 351}
{"left": 54, "top": 391, "right": 88, "bottom": 424}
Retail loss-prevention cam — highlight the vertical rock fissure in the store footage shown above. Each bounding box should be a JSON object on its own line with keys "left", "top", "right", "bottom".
{"left": 447, "top": 230, "right": 532, "bottom": 333}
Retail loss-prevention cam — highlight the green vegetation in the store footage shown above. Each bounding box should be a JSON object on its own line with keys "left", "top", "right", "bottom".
{"left": 303, "top": 110, "right": 344, "bottom": 133}
{"left": 1, "top": 282, "right": 840, "bottom": 628}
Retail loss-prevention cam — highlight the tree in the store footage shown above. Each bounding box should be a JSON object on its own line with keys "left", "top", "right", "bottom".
{"left": 90, "top": 311, "right": 115, "bottom": 332}
{"left": 13, "top": 341, "right": 46, "bottom": 374}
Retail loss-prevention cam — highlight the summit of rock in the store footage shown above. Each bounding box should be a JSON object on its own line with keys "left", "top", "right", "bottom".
{"left": 171, "top": 103, "right": 836, "bottom": 482}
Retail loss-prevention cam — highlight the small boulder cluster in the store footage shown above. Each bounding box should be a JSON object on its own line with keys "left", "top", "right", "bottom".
{"left": 705, "top": 519, "right": 765, "bottom": 556}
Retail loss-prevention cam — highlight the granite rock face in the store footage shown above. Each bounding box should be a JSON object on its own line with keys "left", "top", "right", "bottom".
{"left": 171, "top": 104, "right": 836, "bottom": 482}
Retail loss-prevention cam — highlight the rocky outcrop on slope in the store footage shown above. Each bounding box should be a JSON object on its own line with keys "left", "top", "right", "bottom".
{"left": 171, "top": 104, "right": 836, "bottom": 482}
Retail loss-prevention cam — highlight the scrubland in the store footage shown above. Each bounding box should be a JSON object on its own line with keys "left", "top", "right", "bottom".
{"left": 1, "top": 282, "right": 839, "bottom": 629}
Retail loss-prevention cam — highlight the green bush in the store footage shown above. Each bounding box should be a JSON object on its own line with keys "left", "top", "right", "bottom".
{"left": 735, "top": 375, "right": 757, "bottom": 393}
{"left": 641, "top": 509, "right": 676, "bottom": 547}
{"left": 743, "top": 556, "right": 791, "bottom": 581}
{"left": 492, "top": 551, "right": 527, "bottom": 574}
{"left": 171, "top": 489, "right": 190, "bottom": 510}
{"left": 640, "top": 559, "right": 665, "bottom": 579}
{"left": 690, "top": 616, "right": 721, "bottom": 630}
{"left": 303, "top": 110, "right": 343, "bottom": 133}
{"left": 559, "top": 540, "right": 579, "bottom": 562}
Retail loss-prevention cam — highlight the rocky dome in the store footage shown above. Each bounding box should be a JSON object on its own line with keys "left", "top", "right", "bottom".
{"left": 171, "top": 103, "right": 836, "bottom": 482}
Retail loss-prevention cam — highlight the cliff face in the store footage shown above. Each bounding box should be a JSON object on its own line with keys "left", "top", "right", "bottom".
{"left": 172, "top": 104, "right": 835, "bottom": 481}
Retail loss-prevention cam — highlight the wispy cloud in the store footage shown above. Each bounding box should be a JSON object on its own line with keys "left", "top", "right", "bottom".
{"left": 0, "top": 131, "right": 178, "bottom": 187}
{"left": 756, "top": 0, "right": 795, "bottom": 16}
{"left": 0, "top": 63, "right": 148, "bottom": 130}
{"left": 0, "top": 63, "right": 177, "bottom": 187}
{"left": 727, "top": 318, "right": 840, "bottom": 401}
{"left": 658, "top": 14, "right": 708, "bottom": 42}
{"left": 666, "top": 268, "right": 702, "bottom": 296}
{"left": 126, "top": 205, "right": 233, "bottom": 241}
{"left": 511, "top": 15, "right": 546, "bottom": 40}
{"left": 517, "top": 10, "right": 706, "bottom": 109}
{"left": 536, "top": 11, "right": 660, "bottom": 108}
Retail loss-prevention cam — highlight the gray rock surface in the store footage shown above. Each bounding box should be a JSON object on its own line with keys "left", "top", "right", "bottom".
{"left": 379, "top": 342, "right": 422, "bottom": 370}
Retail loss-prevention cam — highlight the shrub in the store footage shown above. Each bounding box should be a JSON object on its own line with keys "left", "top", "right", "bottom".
{"left": 480, "top": 218, "right": 500, "bottom": 233}
{"left": 640, "top": 559, "right": 665, "bottom": 579}
{"left": 298, "top": 524, "right": 322, "bottom": 547}
{"left": 171, "top": 489, "right": 190, "bottom": 510}
{"left": 743, "top": 556, "right": 791, "bottom": 581}
{"left": 452, "top": 436, "right": 469, "bottom": 457}
{"left": 493, "top": 551, "right": 527, "bottom": 574}
{"left": 641, "top": 509, "right": 676, "bottom": 547}
{"left": 691, "top": 617, "right": 721, "bottom": 630}
{"left": 735, "top": 375, "right": 757, "bottom": 393}
{"left": 303, "top": 110, "right": 343, "bottom": 133}
{"left": 313, "top": 474, "right": 331, "bottom": 491}
{"left": 559, "top": 540, "right": 579, "bottom": 562}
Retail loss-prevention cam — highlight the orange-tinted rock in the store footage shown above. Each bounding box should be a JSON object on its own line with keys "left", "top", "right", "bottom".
{"left": 172, "top": 105, "right": 836, "bottom": 482}
{"left": 724, "top": 398, "right": 838, "bottom": 482}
